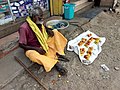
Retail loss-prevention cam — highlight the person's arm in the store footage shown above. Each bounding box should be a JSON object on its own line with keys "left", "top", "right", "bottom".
{"left": 18, "top": 25, "right": 46, "bottom": 55}
{"left": 19, "top": 43, "right": 46, "bottom": 55}
{"left": 37, "top": 23, "right": 54, "bottom": 37}
{"left": 45, "top": 26, "right": 54, "bottom": 37}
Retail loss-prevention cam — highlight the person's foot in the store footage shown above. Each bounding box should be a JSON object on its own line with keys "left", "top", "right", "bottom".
{"left": 56, "top": 53, "right": 70, "bottom": 62}
{"left": 58, "top": 57, "right": 69, "bottom": 62}
{"left": 55, "top": 63, "right": 68, "bottom": 76}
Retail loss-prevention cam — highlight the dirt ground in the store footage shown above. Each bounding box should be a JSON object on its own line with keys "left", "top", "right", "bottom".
{"left": 2, "top": 7, "right": 120, "bottom": 90}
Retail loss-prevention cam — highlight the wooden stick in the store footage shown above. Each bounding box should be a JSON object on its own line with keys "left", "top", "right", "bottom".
{"left": 14, "top": 56, "right": 48, "bottom": 90}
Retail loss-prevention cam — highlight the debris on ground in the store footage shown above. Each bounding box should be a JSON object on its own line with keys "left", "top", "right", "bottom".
{"left": 100, "top": 64, "right": 110, "bottom": 72}
{"left": 114, "top": 67, "right": 119, "bottom": 71}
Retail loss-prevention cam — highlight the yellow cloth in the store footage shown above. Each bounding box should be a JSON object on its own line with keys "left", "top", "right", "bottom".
{"left": 26, "top": 16, "right": 48, "bottom": 53}
{"left": 26, "top": 30, "right": 67, "bottom": 72}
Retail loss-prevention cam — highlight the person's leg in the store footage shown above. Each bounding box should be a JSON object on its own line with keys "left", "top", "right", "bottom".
{"left": 46, "top": 30, "right": 68, "bottom": 75}
{"left": 26, "top": 50, "right": 68, "bottom": 76}
{"left": 53, "top": 30, "right": 70, "bottom": 61}
{"left": 25, "top": 50, "right": 58, "bottom": 72}
{"left": 47, "top": 29, "right": 69, "bottom": 60}
{"left": 51, "top": 29, "right": 67, "bottom": 55}
{"left": 113, "top": 0, "right": 118, "bottom": 8}
{"left": 94, "top": 0, "right": 101, "bottom": 7}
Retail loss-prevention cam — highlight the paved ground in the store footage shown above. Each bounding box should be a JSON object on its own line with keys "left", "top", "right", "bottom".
{"left": 1, "top": 7, "right": 120, "bottom": 90}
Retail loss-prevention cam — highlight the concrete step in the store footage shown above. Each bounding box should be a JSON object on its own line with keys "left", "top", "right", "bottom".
{"left": 0, "top": 18, "right": 25, "bottom": 39}
{"left": 0, "top": 47, "right": 33, "bottom": 89}
{"left": 75, "top": 2, "right": 94, "bottom": 12}
{"left": 71, "top": 0, "right": 88, "bottom": 6}
{"left": 0, "top": 32, "right": 19, "bottom": 59}
{"left": 75, "top": 2, "right": 94, "bottom": 14}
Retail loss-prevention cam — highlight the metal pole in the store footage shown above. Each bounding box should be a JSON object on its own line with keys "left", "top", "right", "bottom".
{"left": 14, "top": 56, "right": 48, "bottom": 90}
{"left": 7, "top": 0, "right": 15, "bottom": 21}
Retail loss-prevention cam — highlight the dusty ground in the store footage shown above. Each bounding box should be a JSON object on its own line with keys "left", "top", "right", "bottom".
{"left": 2, "top": 7, "right": 120, "bottom": 90}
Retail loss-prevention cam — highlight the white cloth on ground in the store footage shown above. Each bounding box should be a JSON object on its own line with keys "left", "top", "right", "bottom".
{"left": 67, "top": 30, "right": 106, "bottom": 65}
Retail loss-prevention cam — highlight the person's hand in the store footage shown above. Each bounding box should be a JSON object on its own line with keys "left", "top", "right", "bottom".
{"left": 35, "top": 47, "right": 46, "bottom": 55}
{"left": 45, "top": 26, "right": 54, "bottom": 37}
{"left": 47, "top": 30, "right": 54, "bottom": 37}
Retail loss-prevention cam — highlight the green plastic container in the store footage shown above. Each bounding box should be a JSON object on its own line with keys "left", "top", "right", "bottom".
{"left": 0, "top": 4, "right": 9, "bottom": 13}
{"left": 64, "top": 3, "right": 75, "bottom": 20}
